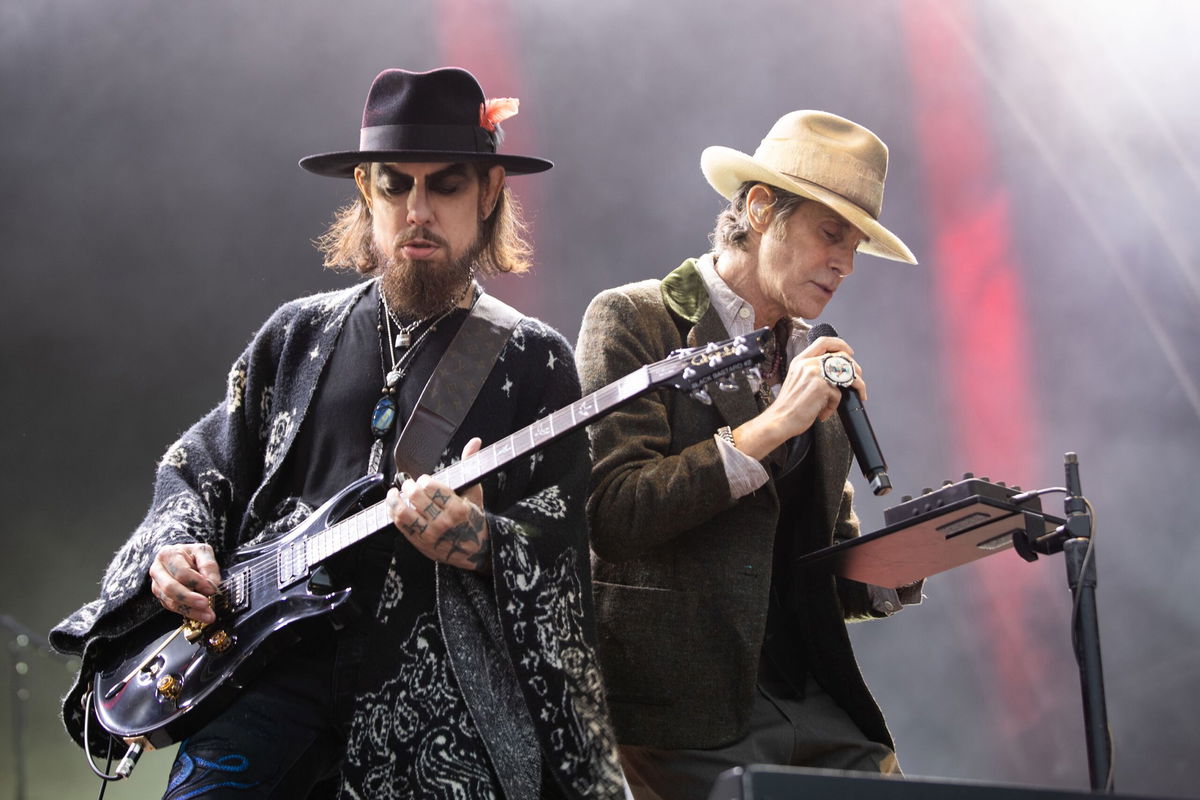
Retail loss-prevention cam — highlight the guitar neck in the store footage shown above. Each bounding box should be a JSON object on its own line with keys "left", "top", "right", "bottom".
{"left": 303, "top": 366, "right": 653, "bottom": 565}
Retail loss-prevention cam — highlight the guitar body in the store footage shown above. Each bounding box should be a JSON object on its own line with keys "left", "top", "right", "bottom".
{"left": 92, "top": 474, "right": 384, "bottom": 747}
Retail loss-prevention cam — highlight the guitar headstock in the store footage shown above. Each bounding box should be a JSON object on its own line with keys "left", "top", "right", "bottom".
{"left": 647, "top": 327, "right": 770, "bottom": 402}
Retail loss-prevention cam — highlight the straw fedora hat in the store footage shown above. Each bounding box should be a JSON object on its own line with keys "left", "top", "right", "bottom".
{"left": 700, "top": 110, "right": 916, "bottom": 264}
{"left": 300, "top": 67, "right": 552, "bottom": 178}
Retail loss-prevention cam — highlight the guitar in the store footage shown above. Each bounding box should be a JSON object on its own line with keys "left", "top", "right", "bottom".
{"left": 91, "top": 328, "right": 768, "bottom": 749}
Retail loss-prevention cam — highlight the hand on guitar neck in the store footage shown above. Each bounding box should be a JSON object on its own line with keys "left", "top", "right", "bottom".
{"left": 386, "top": 436, "right": 492, "bottom": 574}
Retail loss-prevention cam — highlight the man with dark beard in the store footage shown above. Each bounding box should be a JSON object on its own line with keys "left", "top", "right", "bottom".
{"left": 49, "top": 68, "right": 622, "bottom": 799}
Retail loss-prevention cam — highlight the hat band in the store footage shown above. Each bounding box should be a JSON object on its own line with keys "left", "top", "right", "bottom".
{"left": 755, "top": 139, "right": 884, "bottom": 218}
{"left": 359, "top": 124, "right": 494, "bottom": 155}
{"left": 782, "top": 172, "right": 879, "bottom": 223}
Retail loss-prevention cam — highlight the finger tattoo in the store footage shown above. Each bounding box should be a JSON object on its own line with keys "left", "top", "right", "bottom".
{"left": 431, "top": 489, "right": 451, "bottom": 505}
{"left": 423, "top": 501, "right": 442, "bottom": 520}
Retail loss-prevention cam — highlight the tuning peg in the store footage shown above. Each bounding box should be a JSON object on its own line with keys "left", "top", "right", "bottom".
{"left": 690, "top": 388, "right": 713, "bottom": 405}
{"left": 718, "top": 377, "right": 739, "bottom": 392}
{"left": 703, "top": 342, "right": 725, "bottom": 365}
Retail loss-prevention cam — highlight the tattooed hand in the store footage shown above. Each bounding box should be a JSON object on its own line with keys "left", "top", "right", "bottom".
{"left": 387, "top": 437, "right": 492, "bottom": 573}
{"left": 149, "top": 542, "right": 222, "bottom": 623}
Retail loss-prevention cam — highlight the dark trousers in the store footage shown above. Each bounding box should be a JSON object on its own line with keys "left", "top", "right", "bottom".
{"left": 162, "top": 626, "right": 361, "bottom": 800}
{"left": 619, "top": 673, "right": 899, "bottom": 800}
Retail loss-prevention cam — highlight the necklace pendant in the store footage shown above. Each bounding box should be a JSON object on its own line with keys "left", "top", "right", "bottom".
{"left": 367, "top": 438, "right": 384, "bottom": 476}
{"left": 395, "top": 331, "right": 411, "bottom": 349}
{"left": 371, "top": 394, "right": 398, "bottom": 438}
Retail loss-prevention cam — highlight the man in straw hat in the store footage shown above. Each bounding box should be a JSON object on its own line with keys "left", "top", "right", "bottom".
{"left": 575, "top": 110, "right": 923, "bottom": 797}
{"left": 51, "top": 67, "right": 622, "bottom": 798}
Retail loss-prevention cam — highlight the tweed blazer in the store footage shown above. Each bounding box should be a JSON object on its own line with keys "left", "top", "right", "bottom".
{"left": 576, "top": 259, "right": 892, "bottom": 751}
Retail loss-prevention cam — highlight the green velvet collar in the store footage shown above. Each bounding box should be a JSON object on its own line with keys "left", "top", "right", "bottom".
{"left": 659, "top": 257, "right": 711, "bottom": 324}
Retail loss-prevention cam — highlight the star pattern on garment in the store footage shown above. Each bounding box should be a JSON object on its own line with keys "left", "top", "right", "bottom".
{"left": 502, "top": 376, "right": 513, "bottom": 397}
{"left": 309, "top": 346, "right": 320, "bottom": 360}
{"left": 546, "top": 350, "right": 557, "bottom": 370}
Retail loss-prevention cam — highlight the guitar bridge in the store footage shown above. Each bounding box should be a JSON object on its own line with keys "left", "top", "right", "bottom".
{"left": 213, "top": 569, "right": 250, "bottom": 615}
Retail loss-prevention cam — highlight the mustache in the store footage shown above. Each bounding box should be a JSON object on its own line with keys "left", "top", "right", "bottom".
{"left": 393, "top": 227, "right": 449, "bottom": 250}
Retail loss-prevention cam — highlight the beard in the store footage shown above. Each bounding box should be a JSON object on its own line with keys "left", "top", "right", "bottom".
{"left": 376, "top": 227, "right": 483, "bottom": 319}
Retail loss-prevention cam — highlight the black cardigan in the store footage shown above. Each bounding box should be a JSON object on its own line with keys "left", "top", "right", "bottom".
{"left": 50, "top": 280, "right": 622, "bottom": 799}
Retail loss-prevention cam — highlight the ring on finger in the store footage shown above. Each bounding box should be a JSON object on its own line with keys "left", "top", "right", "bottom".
{"left": 820, "top": 353, "right": 855, "bottom": 389}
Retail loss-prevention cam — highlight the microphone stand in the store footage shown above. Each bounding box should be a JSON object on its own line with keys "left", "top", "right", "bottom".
{"left": 1061, "top": 453, "right": 1112, "bottom": 792}
{"left": 1012, "top": 453, "right": 1113, "bottom": 792}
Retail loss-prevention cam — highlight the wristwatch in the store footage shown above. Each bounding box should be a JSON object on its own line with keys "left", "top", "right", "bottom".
{"left": 820, "top": 353, "right": 855, "bottom": 389}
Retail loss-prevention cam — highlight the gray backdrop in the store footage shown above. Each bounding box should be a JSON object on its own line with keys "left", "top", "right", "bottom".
{"left": 2, "top": 0, "right": 1198, "bottom": 798}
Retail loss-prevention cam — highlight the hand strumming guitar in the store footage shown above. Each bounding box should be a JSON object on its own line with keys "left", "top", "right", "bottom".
{"left": 149, "top": 543, "right": 222, "bottom": 624}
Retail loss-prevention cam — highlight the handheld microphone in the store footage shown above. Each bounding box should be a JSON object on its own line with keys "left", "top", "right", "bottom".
{"left": 807, "top": 323, "right": 892, "bottom": 495}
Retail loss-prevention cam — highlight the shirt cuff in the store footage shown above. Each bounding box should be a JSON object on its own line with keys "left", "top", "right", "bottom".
{"left": 714, "top": 433, "right": 770, "bottom": 499}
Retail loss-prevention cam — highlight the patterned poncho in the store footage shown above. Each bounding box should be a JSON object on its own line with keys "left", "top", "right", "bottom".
{"left": 49, "top": 281, "right": 623, "bottom": 799}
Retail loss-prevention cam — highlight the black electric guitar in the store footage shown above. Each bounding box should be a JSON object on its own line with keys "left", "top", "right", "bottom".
{"left": 91, "top": 328, "right": 768, "bottom": 748}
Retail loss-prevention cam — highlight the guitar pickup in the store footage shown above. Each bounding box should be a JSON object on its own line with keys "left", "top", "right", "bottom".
{"left": 277, "top": 542, "right": 309, "bottom": 588}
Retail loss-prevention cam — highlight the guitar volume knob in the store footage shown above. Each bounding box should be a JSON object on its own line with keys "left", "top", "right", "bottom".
{"left": 207, "top": 630, "right": 234, "bottom": 654}
{"left": 156, "top": 674, "right": 183, "bottom": 703}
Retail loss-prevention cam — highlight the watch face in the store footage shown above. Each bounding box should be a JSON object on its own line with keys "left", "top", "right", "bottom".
{"left": 822, "top": 354, "right": 855, "bottom": 388}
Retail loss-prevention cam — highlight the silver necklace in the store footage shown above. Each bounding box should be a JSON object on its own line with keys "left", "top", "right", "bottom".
{"left": 368, "top": 281, "right": 471, "bottom": 474}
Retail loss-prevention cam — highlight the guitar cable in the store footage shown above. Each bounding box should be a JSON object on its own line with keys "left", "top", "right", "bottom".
{"left": 81, "top": 689, "right": 145, "bottom": 785}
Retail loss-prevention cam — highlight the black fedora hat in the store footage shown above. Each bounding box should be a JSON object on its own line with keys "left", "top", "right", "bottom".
{"left": 300, "top": 67, "right": 552, "bottom": 178}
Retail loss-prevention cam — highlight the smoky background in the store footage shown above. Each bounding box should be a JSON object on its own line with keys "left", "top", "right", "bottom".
{"left": 2, "top": 0, "right": 1198, "bottom": 797}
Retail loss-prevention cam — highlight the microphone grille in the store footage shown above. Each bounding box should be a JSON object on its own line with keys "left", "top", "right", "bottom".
{"left": 806, "top": 322, "right": 839, "bottom": 345}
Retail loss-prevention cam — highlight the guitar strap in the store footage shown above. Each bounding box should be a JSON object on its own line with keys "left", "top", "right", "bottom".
{"left": 391, "top": 291, "right": 523, "bottom": 478}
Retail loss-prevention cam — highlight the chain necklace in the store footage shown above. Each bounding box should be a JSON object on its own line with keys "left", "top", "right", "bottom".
{"left": 381, "top": 294, "right": 425, "bottom": 350}
{"left": 755, "top": 319, "right": 789, "bottom": 409}
{"left": 367, "top": 280, "right": 471, "bottom": 474}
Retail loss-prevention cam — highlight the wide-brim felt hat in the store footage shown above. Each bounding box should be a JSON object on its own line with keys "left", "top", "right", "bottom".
{"left": 700, "top": 110, "right": 916, "bottom": 264}
{"left": 300, "top": 67, "right": 552, "bottom": 178}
